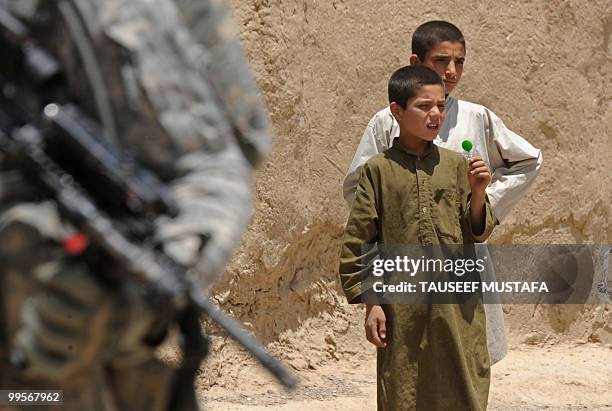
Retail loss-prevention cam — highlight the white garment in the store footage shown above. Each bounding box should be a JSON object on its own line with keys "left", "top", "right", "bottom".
{"left": 343, "top": 96, "right": 543, "bottom": 365}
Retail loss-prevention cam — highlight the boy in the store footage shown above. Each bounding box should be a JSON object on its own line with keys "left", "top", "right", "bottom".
{"left": 339, "top": 65, "right": 496, "bottom": 410}
{"left": 343, "top": 21, "right": 543, "bottom": 364}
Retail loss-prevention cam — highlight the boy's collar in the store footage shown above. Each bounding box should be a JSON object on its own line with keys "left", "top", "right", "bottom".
{"left": 392, "top": 138, "right": 436, "bottom": 158}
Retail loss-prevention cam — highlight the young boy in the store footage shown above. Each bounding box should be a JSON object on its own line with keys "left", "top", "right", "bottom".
{"left": 339, "top": 65, "right": 496, "bottom": 410}
{"left": 343, "top": 21, "right": 543, "bottom": 365}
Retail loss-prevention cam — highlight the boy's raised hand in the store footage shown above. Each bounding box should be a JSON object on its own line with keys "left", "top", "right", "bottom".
{"left": 467, "top": 156, "right": 491, "bottom": 236}
{"left": 365, "top": 304, "right": 387, "bottom": 348}
{"left": 467, "top": 156, "right": 491, "bottom": 195}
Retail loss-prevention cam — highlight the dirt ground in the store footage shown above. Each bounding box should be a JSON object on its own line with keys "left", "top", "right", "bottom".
{"left": 201, "top": 343, "right": 612, "bottom": 411}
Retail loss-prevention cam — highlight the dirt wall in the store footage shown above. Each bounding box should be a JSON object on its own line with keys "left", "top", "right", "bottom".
{"left": 199, "top": 0, "right": 612, "bottom": 387}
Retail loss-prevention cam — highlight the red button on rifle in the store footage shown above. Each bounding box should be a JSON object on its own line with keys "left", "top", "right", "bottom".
{"left": 63, "top": 232, "right": 89, "bottom": 255}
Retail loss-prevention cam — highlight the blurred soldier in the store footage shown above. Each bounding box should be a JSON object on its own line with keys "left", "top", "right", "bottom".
{"left": 0, "top": 0, "right": 270, "bottom": 409}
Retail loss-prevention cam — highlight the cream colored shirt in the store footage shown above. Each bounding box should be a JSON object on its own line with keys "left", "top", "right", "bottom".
{"left": 343, "top": 96, "right": 543, "bottom": 222}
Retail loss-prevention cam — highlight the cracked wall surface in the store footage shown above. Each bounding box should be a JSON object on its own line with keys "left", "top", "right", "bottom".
{"left": 198, "top": 0, "right": 611, "bottom": 386}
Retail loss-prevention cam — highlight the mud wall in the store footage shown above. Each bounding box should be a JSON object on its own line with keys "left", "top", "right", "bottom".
{"left": 199, "top": 0, "right": 612, "bottom": 386}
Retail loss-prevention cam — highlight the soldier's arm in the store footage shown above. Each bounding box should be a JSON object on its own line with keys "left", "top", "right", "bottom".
{"left": 147, "top": 0, "right": 272, "bottom": 284}
{"left": 174, "top": 0, "right": 271, "bottom": 167}
{"left": 96, "top": 0, "right": 271, "bottom": 285}
{"left": 154, "top": 144, "right": 255, "bottom": 285}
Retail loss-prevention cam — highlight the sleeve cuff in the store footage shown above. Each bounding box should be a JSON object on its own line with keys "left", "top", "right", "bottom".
{"left": 343, "top": 282, "right": 371, "bottom": 304}
{"left": 465, "top": 193, "right": 497, "bottom": 243}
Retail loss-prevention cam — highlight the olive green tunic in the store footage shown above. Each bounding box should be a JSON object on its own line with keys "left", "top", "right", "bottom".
{"left": 339, "top": 140, "right": 496, "bottom": 411}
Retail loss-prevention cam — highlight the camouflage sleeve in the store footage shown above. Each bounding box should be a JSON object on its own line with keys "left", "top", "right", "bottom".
{"left": 160, "top": 1, "right": 269, "bottom": 285}
{"left": 96, "top": 0, "right": 268, "bottom": 286}
{"left": 154, "top": 144, "right": 255, "bottom": 287}
{"left": 174, "top": 0, "right": 272, "bottom": 167}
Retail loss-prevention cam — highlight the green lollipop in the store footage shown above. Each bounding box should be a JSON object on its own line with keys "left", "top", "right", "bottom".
{"left": 461, "top": 139, "right": 476, "bottom": 160}
{"left": 461, "top": 139, "right": 473, "bottom": 152}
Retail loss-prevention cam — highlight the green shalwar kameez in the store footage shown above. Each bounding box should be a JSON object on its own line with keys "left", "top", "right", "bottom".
{"left": 339, "top": 140, "right": 497, "bottom": 411}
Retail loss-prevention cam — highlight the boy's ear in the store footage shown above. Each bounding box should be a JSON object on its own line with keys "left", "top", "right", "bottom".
{"left": 409, "top": 54, "right": 421, "bottom": 65}
{"left": 389, "top": 102, "right": 401, "bottom": 121}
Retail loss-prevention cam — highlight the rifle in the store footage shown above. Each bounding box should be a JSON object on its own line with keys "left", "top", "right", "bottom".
{"left": 0, "top": 5, "right": 298, "bottom": 399}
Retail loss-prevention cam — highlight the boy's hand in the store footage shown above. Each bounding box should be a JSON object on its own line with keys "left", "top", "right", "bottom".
{"left": 467, "top": 156, "right": 491, "bottom": 236}
{"left": 365, "top": 304, "right": 387, "bottom": 348}
{"left": 467, "top": 156, "right": 491, "bottom": 196}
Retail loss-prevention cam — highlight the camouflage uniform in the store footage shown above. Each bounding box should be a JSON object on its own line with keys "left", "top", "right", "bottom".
{"left": 0, "top": 0, "right": 270, "bottom": 409}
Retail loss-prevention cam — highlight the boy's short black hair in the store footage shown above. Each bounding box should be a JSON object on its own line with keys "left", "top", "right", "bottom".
{"left": 388, "top": 65, "right": 444, "bottom": 109}
{"left": 412, "top": 21, "right": 465, "bottom": 61}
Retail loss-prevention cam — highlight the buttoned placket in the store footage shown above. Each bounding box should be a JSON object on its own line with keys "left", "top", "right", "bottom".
{"left": 415, "top": 155, "right": 437, "bottom": 245}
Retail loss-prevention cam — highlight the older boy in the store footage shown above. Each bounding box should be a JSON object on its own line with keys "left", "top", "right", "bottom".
{"left": 343, "top": 21, "right": 542, "bottom": 364}
{"left": 340, "top": 65, "right": 495, "bottom": 411}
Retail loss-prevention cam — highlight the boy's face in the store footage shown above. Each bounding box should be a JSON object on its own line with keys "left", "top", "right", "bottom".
{"left": 410, "top": 41, "right": 465, "bottom": 94}
{"left": 391, "top": 84, "right": 446, "bottom": 145}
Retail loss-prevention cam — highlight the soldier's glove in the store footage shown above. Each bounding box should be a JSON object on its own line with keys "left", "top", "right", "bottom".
{"left": 13, "top": 260, "right": 157, "bottom": 381}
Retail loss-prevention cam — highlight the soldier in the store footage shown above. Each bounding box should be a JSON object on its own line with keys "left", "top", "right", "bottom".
{"left": 0, "top": 0, "right": 270, "bottom": 410}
